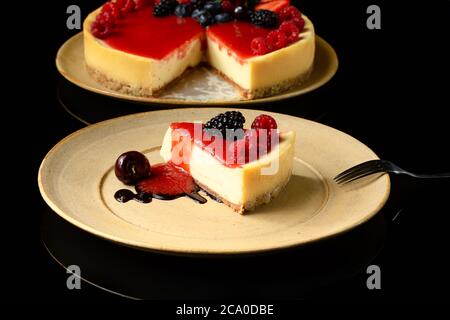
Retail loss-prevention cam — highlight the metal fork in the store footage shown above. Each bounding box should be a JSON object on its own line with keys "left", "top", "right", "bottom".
{"left": 334, "top": 160, "right": 450, "bottom": 185}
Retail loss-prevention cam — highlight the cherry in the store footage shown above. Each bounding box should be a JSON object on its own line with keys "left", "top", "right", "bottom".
{"left": 115, "top": 151, "right": 151, "bottom": 185}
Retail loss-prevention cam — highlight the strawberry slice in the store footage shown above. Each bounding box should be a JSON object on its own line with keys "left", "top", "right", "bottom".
{"left": 255, "top": 0, "right": 290, "bottom": 13}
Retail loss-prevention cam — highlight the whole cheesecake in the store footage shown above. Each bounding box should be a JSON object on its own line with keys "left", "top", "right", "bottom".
{"left": 83, "top": 0, "right": 315, "bottom": 99}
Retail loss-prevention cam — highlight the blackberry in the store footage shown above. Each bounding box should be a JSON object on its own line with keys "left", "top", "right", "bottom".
{"left": 204, "top": 111, "right": 246, "bottom": 138}
{"left": 250, "top": 10, "right": 279, "bottom": 28}
{"left": 153, "top": 0, "right": 177, "bottom": 17}
{"left": 191, "top": 0, "right": 206, "bottom": 9}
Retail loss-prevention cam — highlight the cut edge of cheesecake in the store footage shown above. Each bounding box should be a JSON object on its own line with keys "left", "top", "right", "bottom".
{"left": 210, "top": 66, "right": 313, "bottom": 100}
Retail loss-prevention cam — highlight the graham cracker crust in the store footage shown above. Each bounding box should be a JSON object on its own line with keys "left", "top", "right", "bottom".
{"left": 195, "top": 175, "right": 292, "bottom": 214}
{"left": 87, "top": 63, "right": 313, "bottom": 100}
{"left": 87, "top": 65, "right": 158, "bottom": 97}
{"left": 86, "top": 64, "right": 196, "bottom": 98}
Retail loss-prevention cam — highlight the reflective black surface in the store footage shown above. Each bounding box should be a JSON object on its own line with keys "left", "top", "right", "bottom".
{"left": 20, "top": 0, "right": 450, "bottom": 300}
{"left": 41, "top": 206, "right": 388, "bottom": 300}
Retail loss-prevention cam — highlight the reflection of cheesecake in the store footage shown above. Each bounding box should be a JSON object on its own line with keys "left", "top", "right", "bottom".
{"left": 83, "top": 1, "right": 315, "bottom": 99}
{"left": 159, "top": 113, "right": 296, "bottom": 213}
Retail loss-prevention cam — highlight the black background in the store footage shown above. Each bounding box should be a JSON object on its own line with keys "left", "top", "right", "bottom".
{"left": 9, "top": 0, "right": 450, "bottom": 302}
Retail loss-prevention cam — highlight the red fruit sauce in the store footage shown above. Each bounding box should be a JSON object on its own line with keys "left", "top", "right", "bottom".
{"left": 136, "top": 163, "right": 197, "bottom": 196}
{"left": 101, "top": 5, "right": 271, "bottom": 60}
{"left": 115, "top": 162, "right": 206, "bottom": 204}
{"left": 169, "top": 122, "right": 244, "bottom": 168}
{"left": 207, "top": 21, "right": 272, "bottom": 59}
{"left": 104, "top": 6, "right": 203, "bottom": 59}
{"left": 168, "top": 122, "right": 280, "bottom": 169}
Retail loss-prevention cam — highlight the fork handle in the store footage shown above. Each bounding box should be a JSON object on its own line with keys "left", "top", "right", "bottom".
{"left": 406, "top": 172, "right": 450, "bottom": 179}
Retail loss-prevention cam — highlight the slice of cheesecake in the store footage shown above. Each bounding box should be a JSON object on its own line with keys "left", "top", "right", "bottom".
{"left": 159, "top": 116, "right": 295, "bottom": 213}
{"left": 206, "top": 17, "right": 315, "bottom": 99}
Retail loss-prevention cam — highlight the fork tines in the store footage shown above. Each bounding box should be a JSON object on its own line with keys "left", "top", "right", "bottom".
{"left": 334, "top": 160, "right": 385, "bottom": 184}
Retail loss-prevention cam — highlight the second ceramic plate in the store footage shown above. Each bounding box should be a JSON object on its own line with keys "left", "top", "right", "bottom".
{"left": 56, "top": 33, "right": 338, "bottom": 105}
{"left": 38, "top": 108, "right": 389, "bottom": 255}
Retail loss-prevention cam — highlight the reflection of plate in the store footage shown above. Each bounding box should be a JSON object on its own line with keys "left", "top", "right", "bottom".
{"left": 41, "top": 207, "right": 387, "bottom": 299}
{"left": 38, "top": 108, "right": 389, "bottom": 255}
{"left": 56, "top": 33, "right": 338, "bottom": 105}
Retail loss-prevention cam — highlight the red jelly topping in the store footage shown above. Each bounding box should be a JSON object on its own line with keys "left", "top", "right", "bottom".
{"left": 135, "top": 163, "right": 197, "bottom": 196}
{"left": 168, "top": 122, "right": 280, "bottom": 169}
{"left": 207, "top": 21, "right": 272, "bottom": 59}
{"left": 104, "top": 6, "right": 203, "bottom": 59}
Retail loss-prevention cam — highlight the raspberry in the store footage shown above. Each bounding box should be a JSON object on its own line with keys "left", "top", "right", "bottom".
{"left": 178, "top": 0, "right": 191, "bottom": 4}
{"left": 115, "top": 0, "right": 126, "bottom": 7}
{"left": 251, "top": 114, "right": 278, "bottom": 130}
{"left": 91, "top": 20, "right": 112, "bottom": 39}
{"left": 135, "top": 0, "right": 153, "bottom": 9}
{"left": 221, "top": 0, "right": 234, "bottom": 13}
{"left": 250, "top": 37, "right": 270, "bottom": 55}
{"left": 291, "top": 16, "right": 305, "bottom": 32}
{"left": 102, "top": 2, "right": 120, "bottom": 20}
{"left": 266, "top": 30, "right": 287, "bottom": 50}
{"left": 279, "top": 21, "right": 299, "bottom": 43}
{"left": 279, "top": 5, "right": 301, "bottom": 22}
{"left": 120, "top": 0, "right": 136, "bottom": 14}
{"left": 96, "top": 11, "right": 115, "bottom": 28}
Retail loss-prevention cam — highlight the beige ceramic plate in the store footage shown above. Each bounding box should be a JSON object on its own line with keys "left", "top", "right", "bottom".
{"left": 38, "top": 108, "right": 389, "bottom": 255}
{"left": 56, "top": 33, "right": 338, "bottom": 105}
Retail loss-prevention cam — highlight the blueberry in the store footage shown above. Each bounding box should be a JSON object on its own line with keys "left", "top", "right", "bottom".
{"left": 215, "top": 12, "right": 232, "bottom": 23}
{"left": 203, "top": 1, "right": 221, "bottom": 15}
{"left": 175, "top": 4, "right": 193, "bottom": 17}
{"left": 197, "top": 12, "right": 215, "bottom": 27}
{"left": 234, "top": 6, "right": 250, "bottom": 21}
{"left": 192, "top": 8, "right": 206, "bottom": 19}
